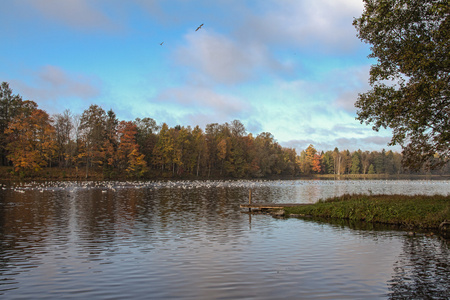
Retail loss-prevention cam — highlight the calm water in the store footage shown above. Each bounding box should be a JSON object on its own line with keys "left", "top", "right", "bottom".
{"left": 0, "top": 179, "right": 449, "bottom": 299}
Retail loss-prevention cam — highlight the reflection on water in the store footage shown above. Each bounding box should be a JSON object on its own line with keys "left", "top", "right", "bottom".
{"left": 0, "top": 180, "right": 449, "bottom": 299}
{"left": 389, "top": 236, "right": 449, "bottom": 299}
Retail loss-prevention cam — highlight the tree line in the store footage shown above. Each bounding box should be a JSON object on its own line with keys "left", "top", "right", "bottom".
{"left": 1, "top": 82, "right": 448, "bottom": 179}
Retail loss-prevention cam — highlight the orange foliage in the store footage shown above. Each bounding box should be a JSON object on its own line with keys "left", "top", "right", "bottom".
{"left": 6, "top": 109, "right": 56, "bottom": 174}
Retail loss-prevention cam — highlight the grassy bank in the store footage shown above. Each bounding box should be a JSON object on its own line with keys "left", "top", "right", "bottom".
{"left": 284, "top": 194, "right": 450, "bottom": 230}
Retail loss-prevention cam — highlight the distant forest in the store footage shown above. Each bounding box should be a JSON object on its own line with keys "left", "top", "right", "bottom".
{"left": 1, "top": 82, "right": 449, "bottom": 179}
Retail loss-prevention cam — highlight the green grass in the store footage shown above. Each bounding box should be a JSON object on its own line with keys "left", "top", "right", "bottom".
{"left": 284, "top": 194, "right": 450, "bottom": 229}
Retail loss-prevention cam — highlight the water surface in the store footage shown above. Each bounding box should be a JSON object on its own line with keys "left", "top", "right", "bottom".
{"left": 0, "top": 180, "right": 449, "bottom": 299}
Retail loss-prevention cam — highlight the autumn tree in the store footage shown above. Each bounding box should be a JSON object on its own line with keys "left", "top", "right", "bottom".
{"left": 171, "top": 125, "right": 191, "bottom": 175}
{"left": 305, "top": 144, "right": 321, "bottom": 173}
{"left": 205, "top": 123, "right": 223, "bottom": 177}
{"left": 6, "top": 108, "right": 56, "bottom": 174}
{"left": 226, "top": 120, "right": 249, "bottom": 177}
{"left": 79, "top": 104, "right": 107, "bottom": 178}
{"left": 283, "top": 147, "right": 299, "bottom": 175}
{"left": 217, "top": 136, "right": 229, "bottom": 176}
{"left": 245, "top": 134, "right": 260, "bottom": 177}
{"left": 53, "top": 109, "right": 73, "bottom": 168}
{"left": 0, "top": 82, "right": 36, "bottom": 165}
{"left": 354, "top": 0, "right": 449, "bottom": 170}
{"left": 298, "top": 150, "right": 310, "bottom": 174}
{"left": 134, "top": 117, "right": 159, "bottom": 166}
{"left": 153, "top": 123, "right": 174, "bottom": 172}
{"left": 253, "top": 132, "right": 276, "bottom": 176}
{"left": 312, "top": 153, "right": 322, "bottom": 174}
{"left": 191, "top": 125, "right": 207, "bottom": 176}
{"left": 117, "top": 121, "right": 147, "bottom": 177}
{"left": 126, "top": 148, "right": 148, "bottom": 178}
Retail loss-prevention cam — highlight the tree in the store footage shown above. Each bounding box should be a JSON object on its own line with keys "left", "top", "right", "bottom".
{"left": 0, "top": 82, "right": 36, "bottom": 165}
{"left": 205, "top": 123, "right": 220, "bottom": 177}
{"left": 305, "top": 144, "right": 319, "bottom": 173}
{"left": 374, "top": 150, "right": 386, "bottom": 174}
{"left": 353, "top": 0, "right": 449, "bottom": 170}
{"left": 360, "top": 151, "right": 371, "bottom": 174}
{"left": 332, "top": 148, "right": 342, "bottom": 175}
{"left": 117, "top": 121, "right": 147, "bottom": 177}
{"left": 6, "top": 108, "right": 56, "bottom": 174}
{"left": 152, "top": 123, "right": 174, "bottom": 172}
{"left": 126, "top": 148, "right": 148, "bottom": 178}
{"left": 227, "top": 121, "right": 249, "bottom": 177}
{"left": 172, "top": 126, "right": 190, "bottom": 175}
{"left": 368, "top": 164, "right": 376, "bottom": 174}
{"left": 117, "top": 121, "right": 137, "bottom": 170}
{"left": 79, "top": 105, "right": 107, "bottom": 178}
{"left": 191, "top": 125, "right": 207, "bottom": 176}
{"left": 351, "top": 151, "right": 361, "bottom": 174}
{"left": 312, "top": 153, "right": 322, "bottom": 173}
{"left": 254, "top": 132, "right": 276, "bottom": 176}
{"left": 134, "top": 117, "right": 159, "bottom": 166}
{"left": 103, "top": 109, "right": 119, "bottom": 176}
{"left": 230, "top": 119, "right": 246, "bottom": 137}
{"left": 53, "top": 109, "right": 73, "bottom": 168}
{"left": 322, "top": 151, "right": 334, "bottom": 174}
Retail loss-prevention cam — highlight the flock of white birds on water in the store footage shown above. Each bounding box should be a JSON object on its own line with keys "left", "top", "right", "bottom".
{"left": 0, "top": 179, "right": 449, "bottom": 196}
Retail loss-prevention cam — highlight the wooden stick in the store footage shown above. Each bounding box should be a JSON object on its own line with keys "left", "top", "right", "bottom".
{"left": 249, "top": 189, "right": 252, "bottom": 212}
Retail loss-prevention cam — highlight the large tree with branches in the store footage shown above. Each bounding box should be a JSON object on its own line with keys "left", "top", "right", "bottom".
{"left": 353, "top": 0, "right": 449, "bottom": 170}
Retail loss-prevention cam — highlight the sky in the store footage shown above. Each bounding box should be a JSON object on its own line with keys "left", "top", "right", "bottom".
{"left": 0, "top": 0, "right": 401, "bottom": 153}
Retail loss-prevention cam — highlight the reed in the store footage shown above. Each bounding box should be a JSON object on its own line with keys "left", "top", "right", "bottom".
{"left": 284, "top": 194, "right": 450, "bottom": 229}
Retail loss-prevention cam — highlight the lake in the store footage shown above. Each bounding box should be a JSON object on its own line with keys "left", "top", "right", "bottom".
{"left": 0, "top": 179, "right": 449, "bottom": 299}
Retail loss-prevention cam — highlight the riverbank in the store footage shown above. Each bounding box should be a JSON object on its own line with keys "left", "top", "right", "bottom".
{"left": 1, "top": 166, "right": 449, "bottom": 181}
{"left": 283, "top": 194, "right": 450, "bottom": 233}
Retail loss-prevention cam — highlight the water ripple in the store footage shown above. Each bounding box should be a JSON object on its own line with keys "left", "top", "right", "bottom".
{"left": 0, "top": 180, "right": 449, "bottom": 299}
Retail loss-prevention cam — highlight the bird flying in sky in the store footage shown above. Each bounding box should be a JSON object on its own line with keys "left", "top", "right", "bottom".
{"left": 195, "top": 24, "right": 203, "bottom": 31}
{"left": 160, "top": 42, "right": 164, "bottom": 46}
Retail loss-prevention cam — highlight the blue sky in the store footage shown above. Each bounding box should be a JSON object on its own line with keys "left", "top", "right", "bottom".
{"left": 0, "top": 0, "right": 400, "bottom": 153}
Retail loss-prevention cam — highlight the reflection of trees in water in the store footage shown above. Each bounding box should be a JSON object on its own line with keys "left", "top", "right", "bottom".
{"left": 388, "top": 237, "right": 449, "bottom": 299}
{"left": 0, "top": 189, "right": 66, "bottom": 294}
{"left": 298, "top": 216, "right": 450, "bottom": 299}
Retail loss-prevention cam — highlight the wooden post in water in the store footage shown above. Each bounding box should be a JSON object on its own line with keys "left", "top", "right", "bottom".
{"left": 248, "top": 189, "right": 252, "bottom": 212}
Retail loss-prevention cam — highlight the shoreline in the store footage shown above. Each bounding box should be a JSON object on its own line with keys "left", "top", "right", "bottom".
{"left": 280, "top": 194, "right": 450, "bottom": 236}
{"left": 1, "top": 166, "right": 449, "bottom": 181}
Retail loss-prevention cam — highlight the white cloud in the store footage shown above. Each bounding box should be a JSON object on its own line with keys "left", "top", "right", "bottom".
{"left": 157, "top": 85, "right": 249, "bottom": 114}
{"left": 23, "top": 0, "right": 121, "bottom": 32}
{"left": 11, "top": 65, "right": 101, "bottom": 112}
{"left": 283, "top": 134, "right": 399, "bottom": 153}
{"left": 174, "top": 30, "right": 284, "bottom": 85}
{"left": 239, "top": 0, "right": 364, "bottom": 53}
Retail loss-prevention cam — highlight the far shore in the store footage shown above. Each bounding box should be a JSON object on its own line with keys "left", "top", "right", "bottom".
{"left": 0, "top": 166, "right": 449, "bottom": 181}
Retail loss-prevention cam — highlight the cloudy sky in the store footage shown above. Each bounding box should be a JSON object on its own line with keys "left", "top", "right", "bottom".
{"left": 0, "top": 0, "right": 399, "bottom": 153}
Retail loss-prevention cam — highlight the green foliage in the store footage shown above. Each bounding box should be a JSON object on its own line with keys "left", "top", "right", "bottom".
{"left": 285, "top": 194, "right": 450, "bottom": 229}
{"left": 368, "top": 164, "right": 375, "bottom": 174}
{"left": 353, "top": 0, "right": 450, "bottom": 170}
{"left": 350, "top": 152, "right": 361, "bottom": 174}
